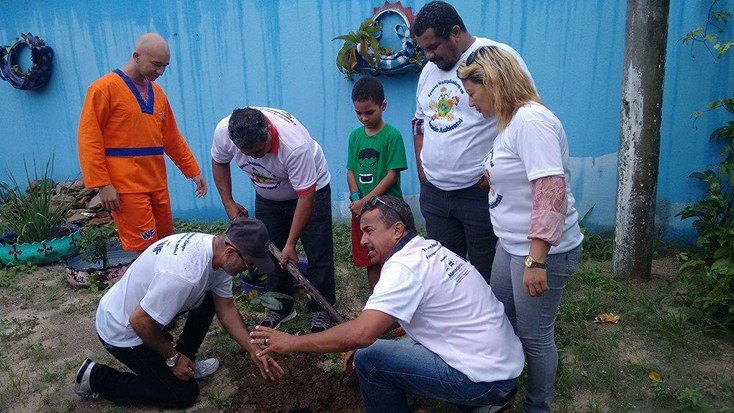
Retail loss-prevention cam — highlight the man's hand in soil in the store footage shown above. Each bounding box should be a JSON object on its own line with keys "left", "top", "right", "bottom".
{"left": 342, "top": 350, "right": 356, "bottom": 374}
{"left": 249, "top": 325, "right": 299, "bottom": 356}
{"left": 172, "top": 353, "right": 196, "bottom": 381}
{"left": 98, "top": 184, "right": 121, "bottom": 211}
{"left": 248, "top": 351, "right": 285, "bottom": 381}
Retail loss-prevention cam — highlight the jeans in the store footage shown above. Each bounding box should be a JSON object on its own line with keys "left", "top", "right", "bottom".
{"left": 490, "top": 244, "right": 582, "bottom": 413}
{"left": 354, "top": 338, "right": 518, "bottom": 413}
{"left": 419, "top": 179, "right": 496, "bottom": 284}
{"left": 255, "top": 184, "right": 336, "bottom": 313}
{"left": 89, "top": 292, "right": 216, "bottom": 407}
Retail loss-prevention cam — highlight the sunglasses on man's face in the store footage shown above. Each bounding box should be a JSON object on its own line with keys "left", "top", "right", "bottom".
{"left": 225, "top": 241, "right": 252, "bottom": 270}
{"left": 362, "top": 196, "right": 406, "bottom": 226}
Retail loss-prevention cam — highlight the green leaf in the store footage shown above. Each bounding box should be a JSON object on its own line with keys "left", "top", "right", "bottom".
{"left": 259, "top": 295, "right": 284, "bottom": 311}
{"left": 711, "top": 258, "right": 734, "bottom": 275}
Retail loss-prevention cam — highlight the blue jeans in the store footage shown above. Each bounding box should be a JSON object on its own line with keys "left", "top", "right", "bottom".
{"left": 419, "top": 179, "right": 497, "bottom": 284}
{"left": 490, "top": 243, "right": 582, "bottom": 413}
{"left": 355, "top": 338, "right": 518, "bottom": 413}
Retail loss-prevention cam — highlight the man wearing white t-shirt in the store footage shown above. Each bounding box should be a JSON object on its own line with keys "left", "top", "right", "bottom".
{"left": 411, "top": 1, "right": 534, "bottom": 283}
{"left": 249, "top": 196, "right": 524, "bottom": 412}
{"left": 211, "top": 107, "right": 336, "bottom": 333}
{"left": 74, "top": 218, "right": 284, "bottom": 408}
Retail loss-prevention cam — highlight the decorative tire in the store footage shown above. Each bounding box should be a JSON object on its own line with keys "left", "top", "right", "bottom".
{"left": 64, "top": 243, "right": 138, "bottom": 288}
{"left": 0, "top": 226, "right": 80, "bottom": 266}
{"left": 0, "top": 33, "right": 54, "bottom": 90}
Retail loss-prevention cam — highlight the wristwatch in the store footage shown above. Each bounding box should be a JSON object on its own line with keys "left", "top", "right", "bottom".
{"left": 525, "top": 255, "right": 547, "bottom": 269}
{"left": 165, "top": 352, "right": 181, "bottom": 368}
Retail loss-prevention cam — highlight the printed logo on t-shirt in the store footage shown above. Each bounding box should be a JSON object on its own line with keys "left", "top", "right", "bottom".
{"left": 483, "top": 150, "right": 503, "bottom": 209}
{"left": 152, "top": 239, "right": 168, "bottom": 255}
{"left": 441, "top": 254, "right": 470, "bottom": 283}
{"left": 241, "top": 161, "right": 282, "bottom": 190}
{"left": 426, "top": 79, "right": 464, "bottom": 133}
{"left": 358, "top": 148, "right": 380, "bottom": 185}
{"left": 259, "top": 107, "right": 297, "bottom": 125}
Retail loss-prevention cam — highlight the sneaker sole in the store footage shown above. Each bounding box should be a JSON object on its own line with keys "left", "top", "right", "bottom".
{"left": 76, "top": 358, "right": 93, "bottom": 384}
{"left": 74, "top": 358, "right": 96, "bottom": 398}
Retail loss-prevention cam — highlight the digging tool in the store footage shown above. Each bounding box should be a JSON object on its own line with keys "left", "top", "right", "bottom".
{"left": 267, "top": 242, "right": 346, "bottom": 324}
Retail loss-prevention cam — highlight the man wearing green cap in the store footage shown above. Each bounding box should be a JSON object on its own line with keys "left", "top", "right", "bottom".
{"left": 74, "top": 217, "right": 284, "bottom": 408}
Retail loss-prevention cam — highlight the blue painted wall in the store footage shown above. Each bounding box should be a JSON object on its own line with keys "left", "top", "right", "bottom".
{"left": 0, "top": 0, "right": 731, "bottom": 242}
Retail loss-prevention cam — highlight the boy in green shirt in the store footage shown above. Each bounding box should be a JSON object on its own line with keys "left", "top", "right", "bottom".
{"left": 347, "top": 77, "right": 408, "bottom": 289}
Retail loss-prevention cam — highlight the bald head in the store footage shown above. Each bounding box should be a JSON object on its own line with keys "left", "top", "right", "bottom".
{"left": 129, "top": 33, "right": 170, "bottom": 82}
{"left": 135, "top": 33, "right": 170, "bottom": 56}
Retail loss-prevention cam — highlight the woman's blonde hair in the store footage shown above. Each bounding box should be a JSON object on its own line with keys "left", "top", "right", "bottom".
{"left": 456, "top": 45, "right": 539, "bottom": 132}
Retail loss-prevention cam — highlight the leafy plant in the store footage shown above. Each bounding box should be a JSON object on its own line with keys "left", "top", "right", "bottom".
{"left": 79, "top": 222, "right": 117, "bottom": 268}
{"left": 0, "top": 156, "right": 74, "bottom": 243}
{"left": 333, "top": 18, "right": 383, "bottom": 79}
{"left": 678, "top": 2, "right": 734, "bottom": 331}
{"left": 239, "top": 290, "right": 292, "bottom": 312}
{"left": 578, "top": 205, "right": 614, "bottom": 261}
{"left": 241, "top": 267, "right": 268, "bottom": 286}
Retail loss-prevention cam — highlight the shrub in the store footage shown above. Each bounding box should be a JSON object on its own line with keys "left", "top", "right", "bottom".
{"left": 0, "top": 157, "right": 73, "bottom": 243}
{"left": 678, "top": 4, "right": 734, "bottom": 331}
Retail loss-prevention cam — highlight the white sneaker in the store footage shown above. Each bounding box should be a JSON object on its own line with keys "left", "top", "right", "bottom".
{"left": 193, "top": 358, "right": 219, "bottom": 379}
{"left": 74, "top": 358, "right": 98, "bottom": 398}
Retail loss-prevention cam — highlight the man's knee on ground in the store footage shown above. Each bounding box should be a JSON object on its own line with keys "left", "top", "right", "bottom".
{"left": 169, "top": 380, "right": 199, "bottom": 408}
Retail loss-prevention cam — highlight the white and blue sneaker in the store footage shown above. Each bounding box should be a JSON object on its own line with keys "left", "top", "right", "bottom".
{"left": 193, "top": 358, "right": 219, "bottom": 380}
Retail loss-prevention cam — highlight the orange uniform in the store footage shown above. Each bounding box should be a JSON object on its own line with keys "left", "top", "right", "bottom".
{"left": 78, "top": 70, "right": 201, "bottom": 251}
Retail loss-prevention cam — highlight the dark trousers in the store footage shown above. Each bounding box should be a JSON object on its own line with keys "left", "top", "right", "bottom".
{"left": 255, "top": 184, "right": 336, "bottom": 313}
{"left": 419, "top": 179, "right": 497, "bottom": 284}
{"left": 90, "top": 292, "right": 216, "bottom": 408}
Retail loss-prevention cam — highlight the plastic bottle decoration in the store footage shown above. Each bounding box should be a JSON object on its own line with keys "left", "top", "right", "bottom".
{"left": 334, "top": 1, "right": 425, "bottom": 78}
{"left": 0, "top": 33, "right": 54, "bottom": 90}
{"left": 355, "top": 1, "right": 424, "bottom": 76}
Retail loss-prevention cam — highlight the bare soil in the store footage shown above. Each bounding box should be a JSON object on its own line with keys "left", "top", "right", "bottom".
{"left": 1, "top": 258, "right": 733, "bottom": 413}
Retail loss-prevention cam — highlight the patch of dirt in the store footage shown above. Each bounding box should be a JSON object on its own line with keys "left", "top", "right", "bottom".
{"left": 226, "top": 353, "right": 363, "bottom": 413}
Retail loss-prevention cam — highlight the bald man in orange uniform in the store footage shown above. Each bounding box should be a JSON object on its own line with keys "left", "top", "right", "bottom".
{"left": 78, "top": 33, "right": 207, "bottom": 252}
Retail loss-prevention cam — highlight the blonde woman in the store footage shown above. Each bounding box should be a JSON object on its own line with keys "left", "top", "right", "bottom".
{"left": 457, "top": 46, "right": 583, "bottom": 413}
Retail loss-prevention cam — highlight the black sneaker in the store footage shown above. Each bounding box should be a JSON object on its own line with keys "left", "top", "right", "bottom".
{"left": 260, "top": 309, "right": 297, "bottom": 329}
{"left": 310, "top": 311, "right": 332, "bottom": 333}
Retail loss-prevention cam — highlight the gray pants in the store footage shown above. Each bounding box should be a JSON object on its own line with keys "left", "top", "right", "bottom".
{"left": 490, "top": 243, "right": 582, "bottom": 413}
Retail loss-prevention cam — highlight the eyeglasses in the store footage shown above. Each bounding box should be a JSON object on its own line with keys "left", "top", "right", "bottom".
{"left": 225, "top": 241, "right": 252, "bottom": 270}
{"left": 363, "top": 196, "right": 406, "bottom": 225}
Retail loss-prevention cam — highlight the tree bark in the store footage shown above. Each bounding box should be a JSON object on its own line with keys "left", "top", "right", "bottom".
{"left": 613, "top": 0, "right": 670, "bottom": 279}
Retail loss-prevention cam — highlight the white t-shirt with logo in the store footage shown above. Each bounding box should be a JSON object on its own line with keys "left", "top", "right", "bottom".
{"left": 211, "top": 107, "right": 331, "bottom": 201}
{"left": 414, "top": 37, "right": 534, "bottom": 191}
{"left": 96, "top": 233, "right": 233, "bottom": 348}
{"left": 364, "top": 235, "right": 525, "bottom": 383}
{"left": 483, "top": 102, "right": 583, "bottom": 256}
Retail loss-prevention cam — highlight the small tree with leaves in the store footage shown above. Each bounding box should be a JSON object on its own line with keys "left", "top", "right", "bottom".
{"left": 678, "top": 1, "right": 734, "bottom": 330}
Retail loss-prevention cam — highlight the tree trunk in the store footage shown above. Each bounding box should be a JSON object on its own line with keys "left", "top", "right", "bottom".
{"left": 613, "top": 0, "right": 670, "bottom": 279}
